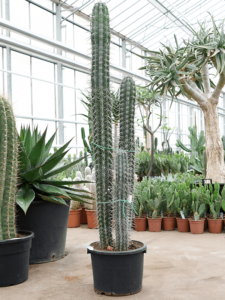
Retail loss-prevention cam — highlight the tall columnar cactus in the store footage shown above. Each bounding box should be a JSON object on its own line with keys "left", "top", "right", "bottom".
{"left": 114, "top": 151, "right": 131, "bottom": 251}
{"left": 91, "top": 3, "right": 113, "bottom": 247}
{"left": 119, "top": 76, "right": 136, "bottom": 194}
{"left": 0, "top": 97, "right": 18, "bottom": 241}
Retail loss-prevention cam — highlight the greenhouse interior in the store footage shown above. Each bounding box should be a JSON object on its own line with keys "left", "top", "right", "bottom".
{"left": 1, "top": 0, "right": 225, "bottom": 299}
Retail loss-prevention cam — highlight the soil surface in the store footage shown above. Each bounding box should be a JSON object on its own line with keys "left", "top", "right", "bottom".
{"left": 90, "top": 240, "right": 143, "bottom": 251}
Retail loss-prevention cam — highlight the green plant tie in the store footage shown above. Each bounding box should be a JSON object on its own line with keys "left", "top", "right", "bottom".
{"left": 97, "top": 199, "right": 138, "bottom": 220}
{"left": 90, "top": 142, "right": 135, "bottom": 161}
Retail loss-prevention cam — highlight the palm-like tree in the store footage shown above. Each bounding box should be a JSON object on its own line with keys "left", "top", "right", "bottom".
{"left": 140, "top": 15, "right": 225, "bottom": 183}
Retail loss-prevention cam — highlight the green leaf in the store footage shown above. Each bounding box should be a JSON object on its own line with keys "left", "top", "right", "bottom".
{"left": 16, "top": 184, "right": 35, "bottom": 214}
{"left": 39, "top": 194, "right": 68, "bottom": 206}
{"left": 39, "top": 180, "right": 91, "bottom": 186}
{"left": 43, "top": 130, "right": 57, "bottom": 162}
{"left": 23, "top": 126, "right": 32, "bottom": 155}
{"left": 41, "top": 150, "right": 69, "bottom": 175}
{"left": 42, "top": 156, "right": 87, "bottom": 179}
{"left": 22, "top": 166, "right": 43, "bottom": 182}
{"left": 33, "top": 183, "right": 71, "bottom": 198}
{"left": 18, "top": 143, "right": 31, "bottom": 173}
{"left": 28, "top": 129, "right": 47, "bottom": 168}
{"left": 46, "top": 138, "right": 73, "bottom": 163}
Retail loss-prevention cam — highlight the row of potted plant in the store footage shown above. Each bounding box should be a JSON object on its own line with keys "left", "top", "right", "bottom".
{"left": 134, "top": 174, "right": 225, "bottom": 234}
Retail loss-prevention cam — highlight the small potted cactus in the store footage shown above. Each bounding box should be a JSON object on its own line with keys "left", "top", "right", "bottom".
{"left": 207, "top": 183, "right": 223, "bottom": 233}
{"left": 0, "top": 97, "right": 34, "bottom": 287}
{"left": 87, "top": 3, "right": 146, "bottom": 296}
{"left": 189, "top": 189, "right": 205, "bottom": 234}
{"left": 162, "top": 184, "right": 176, "bottom": 230}
{"left": 174, "top": 183, "right": 191, "bottom": 232}
{"left": 68, "top": 201, "right": 82, "bottom": 228}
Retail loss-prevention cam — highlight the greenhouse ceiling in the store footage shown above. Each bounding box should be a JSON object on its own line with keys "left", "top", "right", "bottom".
{"left": 51, "top": 0, "right": 225, "bottom": 52}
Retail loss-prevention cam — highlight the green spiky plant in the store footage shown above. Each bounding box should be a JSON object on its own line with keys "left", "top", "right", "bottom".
{"left": 114, "top": 151, "right": 131, "bottom": 251}
{"left": 191, "top": 189, "right": 205, "bottom": 220}
{"left": 0, "top": 97, "right": 18, "bottom": 241}
{"left": 208, "top": 182, "right": 221, "bottom": 219}
{"left": 91, "top": 3, "right": 113, "bottom": 248}
{"left": 174, "top": 183, "right": 191, "bottom": 218}
{"left": 16, "top": 126, "right": 92, "bottom": 214}
{"left": 119, "top": 76, "right": 136, "bottom": 193}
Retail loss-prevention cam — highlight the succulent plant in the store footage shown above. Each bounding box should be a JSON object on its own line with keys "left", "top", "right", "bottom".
{"left": 91, "top": 2, "right": 113, "bottom": 248}
{"left": 114, "top": 151, "right": 131, "bottom": 251}
{"left": 0, "top": 97, "right": 18, "bottom": 241}
{"left": 16, "top": 126, "right": 92, "bottom": 214}
{"left": 119, "top": 76, "right": 136, "bottom": 194}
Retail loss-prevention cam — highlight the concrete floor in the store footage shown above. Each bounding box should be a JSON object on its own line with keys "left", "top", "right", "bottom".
{"left": 1, "top": 226, "right": 225, "bottom": 300}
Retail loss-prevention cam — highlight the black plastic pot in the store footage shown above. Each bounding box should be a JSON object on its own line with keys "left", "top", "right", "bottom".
{"left": 0, "top": 230, "right": 34, "bottom": 287}
{"left": 17, "top": 199, "right": 70, "bottom": 264}
{"left": 87, "top": 240, "right": 147, "bottom": 296}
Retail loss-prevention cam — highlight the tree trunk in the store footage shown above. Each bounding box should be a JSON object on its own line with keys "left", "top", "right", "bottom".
{"left": 145, "top": 108, "right": 151, "bottom": 153}
{"left": 148, "top": 133, "right": 154, "bottom": 176}
{"left": 203, "top": 102, "right": 225, "bottom": 183}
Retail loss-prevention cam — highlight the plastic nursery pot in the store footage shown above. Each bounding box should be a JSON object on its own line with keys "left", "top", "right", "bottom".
{"left": 176, "top": 218, "right": 190, "bottom": 232}
{"left": 189, "top": 219, "right": 204, "bottom": 234}
{"left": 80, "top": 207, "right": 87, "bottom": 224}
{"left": 148, "top": 217, "right": 162, "bottom": 232}
{"left": 207, "top": 218, "right": 223, "bottom": 234}
{"left": 68, "top": 208, "right": 82, "bottom": 228}
{"left": 134, "top": 217, "right": 147, "bottom": 231}
{"left": 86, "top": 209, "right": 98, "bottom": 229}
{"left": 17, "top": 199, "right": 70, "bottom": 264}
{"left": 87, "top": 241, "right": 147, "bottom": 296}
{"left": 0, "top": 230, "right": 34, "bottom": 287}
{"left": 162, "top": 217, "right": 176, "bottom": 231}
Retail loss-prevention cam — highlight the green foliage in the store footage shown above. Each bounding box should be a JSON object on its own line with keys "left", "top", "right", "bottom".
{"left": 91, "top": 3, "right": 113, "bottom": 248}
{"left": 0, "top": 97, "right": 18, "bottom": 241}
{"left": 17, "top": 126, "right": 92, "bottom": 214}
{"left": 136, "top": 151, "right": 189, "bottom": 177}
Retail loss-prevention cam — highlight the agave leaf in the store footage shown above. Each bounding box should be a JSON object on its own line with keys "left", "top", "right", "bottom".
{"left": 39, "top": 194, "right": 68, "bottom": 206}
{"left": 18, "top": 142, "right": 31, "bottom": 173}
{"left": 22, "top": 166, "right": 43, "bottom": 182}
{"left": 46, "top": 138, "right": 73, "bottom": 163}
{"left": 40, "top": 180, "right": 91, "bottom": 186}
{"left": 41, "top": 150, "right": 69, "bottom": 175}
{"left": 33, "top": 183, "right": 71, "bottom": 199}
{"left": 43, "top": 130, "right": 57, "bottom": 162}
{"left": 42, "top": 156, "right": 88, "bottom": 179}
{"left": 16, "top": 184, "right": 35, "bottom": 214}
{"left": 24, "top": 126, "right": 32, "bottom": 155}
{"left": 29, "top": 129, "right": 47, "bottom": 168}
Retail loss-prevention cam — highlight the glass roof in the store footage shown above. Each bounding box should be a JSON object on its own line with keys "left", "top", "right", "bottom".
{"left": 59, "top": 0, "right": 225, "bottom": 52}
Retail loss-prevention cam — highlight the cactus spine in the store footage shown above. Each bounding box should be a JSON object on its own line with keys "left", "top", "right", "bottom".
{"left": 119, "top": 77, "right": 136, "bottom": 194}
{"left": 91, "top": 3, "right": 113, "bottom": 247}
{"left": 114, "top": 151, "right": 131, "bottom": 251}
{"left": 0, "top": 97, "right": 18, "bottom": 241}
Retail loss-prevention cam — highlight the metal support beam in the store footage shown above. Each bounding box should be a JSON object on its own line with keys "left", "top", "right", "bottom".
{"left": 122, "top": 39, "right": 126, "bottom": 69}
{"left": 5, "top": 0, "right": 11, "bottom": 101}
{"left": 147, "top": 0, "right": 192, "bottom": 35}
{"left": 0, "top": 19, "right": 151, "bottom": 83}
{"left": 56, "top": 4, "right": 64, "bottom": 144}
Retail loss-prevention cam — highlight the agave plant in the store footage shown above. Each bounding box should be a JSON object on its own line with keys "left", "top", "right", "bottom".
{"left": 17, "top": 126, "right": 92, "bottom": 214}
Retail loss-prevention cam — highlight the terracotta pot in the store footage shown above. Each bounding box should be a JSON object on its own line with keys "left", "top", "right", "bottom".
{"left": 86, "top": 209, "right": 98, "bottom": 229}
{"left": 200, "top": 217, "right": 207, "bottom": 231}
{"left": 134, "top": 217, "right": 147, "bottom": 231}
{"left": 148, "top": 217, "right": 162, "bottom": 232}
{"left": 189, "top": 219, "right": 204, "bottom": 234}
{"left": 68, "top": 208, "right": 82, "bottom": 228}
{"left": 176, "top": 218, "right": 189, "bottom": 232}
{"left": 80, "top": 207, "right": 87, "bottom": 224}
{"left": 207, "top": 218, "right": 223, "bottom": 234}
{"left": 163, "top": 217, "right": 175, "bottom": 231}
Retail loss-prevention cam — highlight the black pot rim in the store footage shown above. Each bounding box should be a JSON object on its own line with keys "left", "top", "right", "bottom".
{"left": 0, "top": 230, "right": 34, "bottom": 245}
{"left": 87, "top": 240, "right": 147, "bottom": 256}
